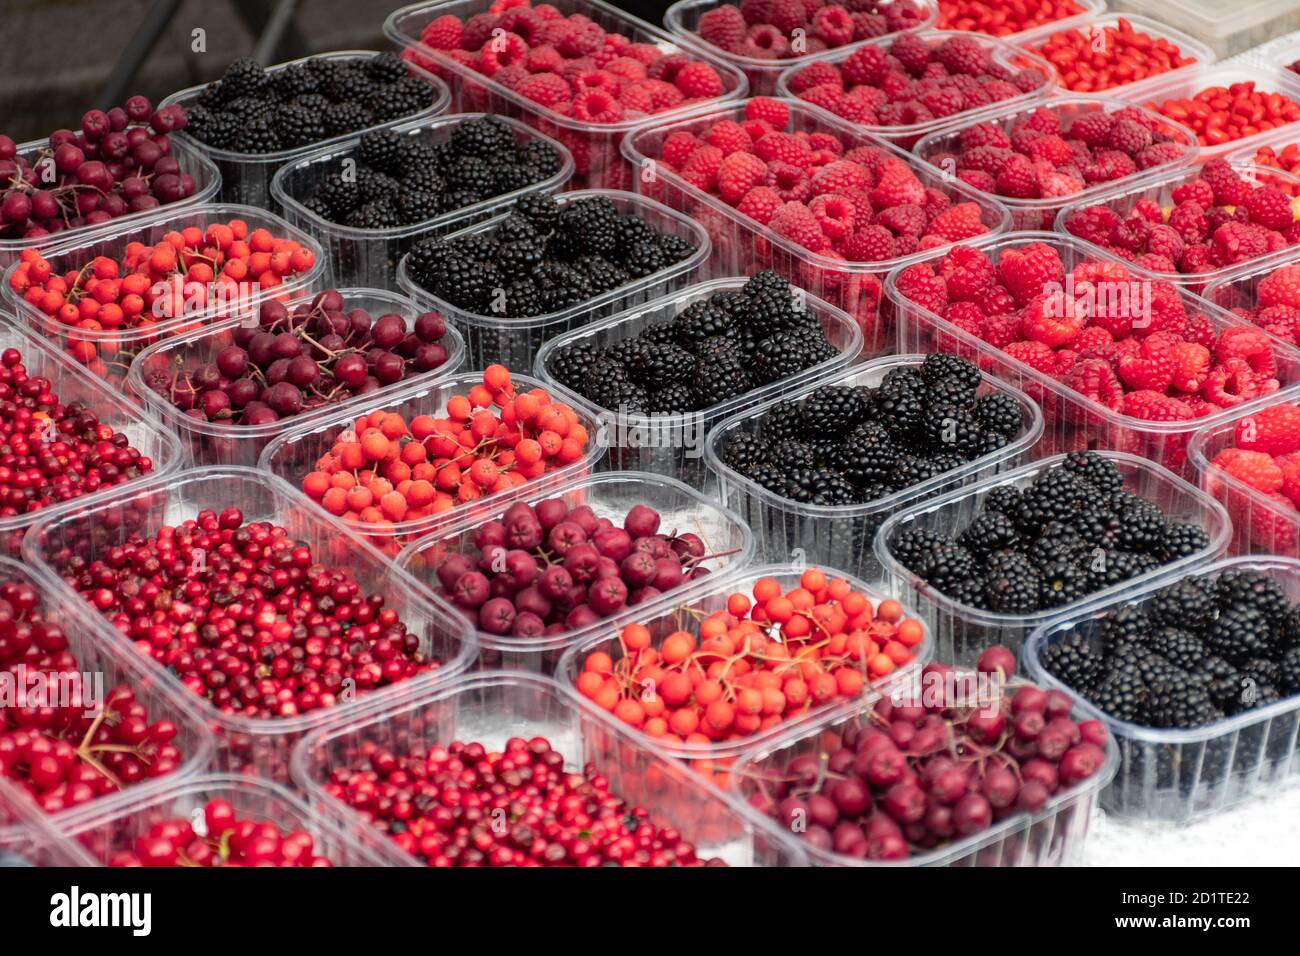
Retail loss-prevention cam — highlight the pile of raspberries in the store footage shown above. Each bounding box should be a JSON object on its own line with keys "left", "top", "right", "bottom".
{"left": 692, "top": 0, "right": 928, "bottom": 61}
{"left": 1207, "top": 402, "right": 1300, "bottom": 553}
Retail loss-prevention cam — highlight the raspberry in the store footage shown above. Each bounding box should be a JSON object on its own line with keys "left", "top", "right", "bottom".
{"left": 842, "top": 224, "right": 895, "bottom": 261}
{"left": 959, "top": 122, "right": 1011, "bottom": 151}
{"left": 1123, "top": 390, "right": 1193, "bottom": 421}
{"left": 868, "top": 158, "right": 926, "bottom": 208}
{"left": 877, "top": 204, "right": 925, "bottom": 236}
{"left": 1202, "top": 159, "right": 1253, "bottom": 207}
{"left": 1257, "top": 264, "right": 1300, "bottom": 308}
{"left": 1005, "top": 340, "right": 1057, "bottom": 375}
{"left": 1019, "top": 292, "right": 1085, "bottom": 348}
{"left": 812, "top": 4, "right": 855, "bottom": 44}
{"left": 927, "top": 203, "right": 986, "bottom": 242}
{"left": 1167, "top": 201, "right": 1209, "bottom": 243}
{"left": 935, "top": 35, "right": 989, "bottom": 76}
{"left": 1083, "top": 151, "right": 1137, "bottom": 183}
{"left": 703, "top": 120, "right": 753, "bottom": 156}
{"left": 980, "top": 313, "right": 1020, "bottom": 349}
{"left": 570, "top": 88, "right": 624, "bottom": 123}
{"left": 697, "top": 5, "right": 747, "bottom": 51}
{"left": 1211, "top": 448, "right": 1284, "bottom": 493}
{"left": 640, "top": 79, "right": 686, "bottom": 111}
{"left": 1040, "top": 171, "right": 1085, "bottom": 199}
{"left": 1171, "top": 179, "right": 1214, "bottom": 207}
{"left": 717, "top": 152, "right": 768, "bottom": 205}
{"left": 1179, "top": 243, "right": 1214, "bottom": 274}
{"left": 1105, "top": 118, "right": 1153, "bottom": 155}
{"left": 787, "top": 61, "right": 841, "bottom": 94}
{"left": 1211, "top": 221, "right": 1271, "bottom": 266}
{"left": 809, "top": 193, "right": 856, "bottom": 240}
{"left": 1065, "top": 206, "right": 1121, "bottom": 245}
{"left": 1025, "top": 134, "right": 1075, "bottom": 168}
{"left": 973, "top": 281, "right": 1017, "bottom": 316}
{"left": 1245, "top": 186, "right": 1295, "bottom": 231}
{"left": 1075, "top": 325, "right": 1115, "bottom": 360}
{"left": 998, "top": 242, "right": 1064, "bottom": 307}
{"left": 895, "top": 263, "right": 947, "bottom": 312}
{"left": 737, "top": 185, "right": 783, "bottom": 224}
{"left": 661, "top": 130, "right": 699, "bottom": 167}
{"left": 514, "top": 72, "right": 571, "bottom": 108}
{"left": 890, "top": 32, "right": 932, "bottom": 75}
{"left": 841, "top": 44, "right": 892, "bottom": 87}
{"left": 754, "top": 131, "right": 812, "bottom": 168}
{"left": 765, "top": 160, "right": 813, "bottom": 202}
{"left": 1235, "top": 403, "right": 1300, "bottom": 455}
{"left": 1068, "top": 113, "right": 1113, "bottom": 147}
{"left": 1062, "top": 358, "right": 1123, "bottom": 410}
{"left": 421, "top": 14, "right": 464, "bottom": 49}
{"left": 1216, "top": 325, "right": 1277, "bottom": 378}
{"left": 674, "top": 62, "right": 724, "bottom": 99}
{"left": 1117, "top": 352, "right": 1175, "bottom": 392}
{"left": 767, "top": 0, "right": 808, "bottom": 33}
{"left": 1168, "top": 342, "right": 1211, "bottom": 393}
{"left": 1203, "top": 358, "right": 1274, "bottom": 408}
{"left": 739, "top": 0, "right": 773, "bottom": 24}
{"left": 921, "top": 88, "right": 965, "bottom": 119}
{"left": 605, "top": 56, "right": 648, "bottom": 83}
{"left": 959, "top": 145, "right": 1014, "bottom": 177}
{"left": 478, "top": 31, "right": 530, "bottom": 75}
{"left": 994, "top": 155, "right": 1039, "bottom": 199}
{"left": 938, "top": 246, "right": 994, "bottom": 300}
{"left": 744, "top": 97, "right": 789, "bottom": 128}
{"left": 1145, "top": 224, "right": 1184, "bottom": 263}
{"left": 810, "top": 160, "right": 867, "bottom": 194}
{"left": 769, "top": 201, "right": 828, "bottom": 252}
{"left": 681, "top": 144, "right": 725, "bottom": 190}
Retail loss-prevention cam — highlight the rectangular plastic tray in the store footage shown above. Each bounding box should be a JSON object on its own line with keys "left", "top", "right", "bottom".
{"left": 728, "top": 669, "right": 1118, "bottom": 865}
{"left": 622, "top": 98, "right": 1011, "bottom": 357}
{"left": 874, "top": 451, "right": 1232, "bottom": 665}
{"left": 271, "top": 113, "right": 575, "bottom": 289}
{"left": 160, "top": 50, "right": 452, "bottom": 210}
{"left": 1106, "top": 0, "right": 1300, "bottom": 60}
{"left": 1225, "top": 130, "right": 1300, "bottom": 195}
{"left": 125, "top": 287, "right": 466, "bottom": 469}
{"left": 0, "top": 779, "right": 98, "bottom": 867}
{"left": 663, "top": 0, "right": 937, "bottom": 97}
{"left": 533, "top": 277, "right": 862, "bottom": 490}
{"left": 911, "top": 95, "right": 1200, "bottom": 231}
{"left": 705, "top": 353, "right": 1043, "bottom": 582}
{"left": 1025, "top": 556, "right": 1300, "bottom": 823}
{"left": 2, "top": 202, "right": 326, "bottom": 392}
{"left": 395, "top": 188, "right": 711, "bottom": 371}
{"left": 395, "top": 470, "right": 756, "bottom": 674}
{"left": 384, "top": 0, "right": 749, "bottom": 191}
{"left": 888, "top": 230, "right": 1300, "bottom": 479}
{"left": 257, "top": 370, "right": 606, "bottom": 557}
{"left": 20, "top": 467, "right": 477, "bottom": 783}
{"left": 290, "top": 671, "right": 798, "bottom": 866}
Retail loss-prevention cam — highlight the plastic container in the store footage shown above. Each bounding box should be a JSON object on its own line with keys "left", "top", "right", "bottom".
{"left": 0, "top": 316, "right": 184, "bottom": 555}
{"left": 396, "top": 470, "right": 756, "bottom": 674}
{"left": 0, "top": 779, "right": 98, "bottom": 867}
{"left": 623, "top": 98, "right": 1011, "bottom": 356}
{"left": 384, "top": 0, "right": 749, "bottom": 191}
{"left": 160, "top": 50, "right": 452, "bottom": 210}
{"left": 395, "top": 189, "right": 710, "bottom": 370}
{"left": 20, "top": 467, "right": 477, "bottom": 783}
{"left": 1106, "top": 0, "right": 1300, "bottom": 60}
{"left": 911, "top": 96, "right": 1200, "bottom": 231}
{"left": 534, "top": 278, "right": 862, "bottom": 490}
{"left": 705, "top": 354, "right": 1043, "bottom": 582}
{"left": 1025, "top": 556, "right": 1300, "bottom": 822}
{"left": 774, "top": 30, "right": 1057, "bottom": 150}
{"left": 290, "top": 671, "right": 798, "bottom": 866}
{"left": 257, "top": 371, "right": 606, "bottom": 556}
{"left": 1224, "top": 130, "right": 1300, "bottom": 196}
{"left": 270, "top": 113, "right": 575, "bottom": 289}
{"left": 2, "top": 202, "right": 326, "bottom": 392}
{"left": 874, "top": 451, "right": 1232, "bottom": 666}
{"left": 888, "top": 231, "right": 1300, "bottom": 479}
{"left": 0, "top": 136, "right": 220, "bottom": 272}
{"left": 729, "top": 670, "right": 1118, "bottom": 865}
{"left": 664, "top": 0, "right": 937, "bottom": 97}
{"left": 64, "top": 774, "right": 395, "bottom": 866}
{"left": 125, "top": 287, "right": 466, "bottom": 468}
{"left": 934, "top": 0, "right": 1104, "bottom": 41}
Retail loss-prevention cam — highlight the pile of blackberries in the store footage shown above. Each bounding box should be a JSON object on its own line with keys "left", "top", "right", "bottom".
{"left": 296, "top": 119, "right": 563, "bottom": 229}
{"left": 404, "top": 193, "right": 698, "bottom": 318}
{"left": 545, "top": 271, "right": 836, "bottom": 415}
{"left": 719, "top": 353, "right": 1023, "bottom": 506}
{"left": 184, "top": 53, "right": 436, "bottom": 153}
{"left": 889, "top": 452, "right": 1212, "bottom": 613}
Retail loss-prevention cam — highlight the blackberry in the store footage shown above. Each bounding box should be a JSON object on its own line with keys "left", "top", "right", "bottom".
{"left": 920, "top": 405, "right": 981, "bottom": 457}
{"left": 238, "top": 119, "right": 281, "bottom": 154}
{"left": 1117, "top": 508, "right": 1167, "bottom": 555}
{"left": 1085, "top": 549, "right": 1148, "bottom": 591}
{"left": 1146, "top": 627, "right": 1208, "bottom": 672}
{"left": 534, "top": 263, "right": 593, "bottom": 313}
{"left": 367, "top": 79, "right": 431, "bottom": 121}
{"left": 1280, "top": 646, "right": 1300, "bottom": 693}
{"left": 1039, "top": 559, "right": 1090, "bottom": 608}
{"left": 397, "top": 189, "right": 442, "bottom": 224}
{"left": 957, "top": 511, "right": 1019, "bottom": 558}
{"left": 1070, "top": 507, "right": 1122, "bottom": 550}
{"left": 638, "top": 321, "right": 678, "bottom": 346}
{"left": 273, "top": 64, "right": 321, "bottom": 99}
{"left": 1216, "top": 568, "right": 1291, "bottom": 625}
{"left": 494, "top": 163, "right": 544, "bottom": 194}
{"left": 1202, "top": 656, "right": 1244, "bottom": 709}
{"left": 623, "top": 240, "right": 669, "bottom": 278}
{"left": 615, "top": 217, "right": 657, "bottom": 254}
{"left": 347, "top": 200, "right": 401, "bottom": 229}
{"left": 326, "top": 64, "right": 374, "bottom": 102}
{"left": 890, "top": 527, "right": 948, "bottom": 569}
{"left": 871, "top": 374, "right": 925, "bottom": 438}
{"left": 575, "top": 256, "right": 628, "bottom": 294}
{"left": 762, "top": 401, "right": 806, "bottom": 442}
{"left": 1091, "top": 663, "right": 1146, "bottom": 721}
{"left": 946, "top": 576, "right": 989, "bottom": 610}
{"left": 673, "top": 300, "right": 734, "bottom": 346}
{"left": 781, "top": 468, "right": 861, "bottom": 506}
{"left": 581, "top": 356, "right": 632, "bottom": 407}
{"left": 449, "top": 156, "right": 498, "bottom": 200}
{"left": 516, "top": 193, "right": 561, "bottom": 230}
{"left": 973, "top": 393, "right": 1022, "bottom": 438}
{"left": 1158, "top": 522, "right": 1210, "bottom": 561}
{"left": 1204, "top": 604, "right": 1277, "bottom": 665}
{"left": 450, "top": 117, "right": 516, "bottom": 158}
{"left": 1062, "top": 451, "right": 1124, "bottom": 494}
{"left": 647, "top": 383, "right": 696, "bottom": 415}
{"left": 629, "top": 342, "right": 694, "bottom": 387}
{"left": 912, "top": 542, "right": 978, "bottom": 591}
{"left": 501, "top": 279, "right": 544, "bottom": 318}
{"left": 406, "top": 237, "right": 455, "bottom": 282}
{"left": 802, "top": 386, "right": 866, "bottom": 436}
{"left": 693, "top": 354, "right": 752, "bottom": 406}
{"left": 1014, "top": 485, "right": 1082, "bottom": 537}
{"left": 745, "top": 289, "right": 803, "bottom": 338}
{"left": 750, "top": 330, "right": 830, "bottom": 384}
{"left": 357, "top": 169, "right": 399, "bottom": 204}
{"left": 430, "top": 256, "right": 491, "bottom": 311}
{"left": 721, "top": 433, "right": 772, "bottom": 476}
{"left": 920, "top": 352, "right": 981, "bottom": 389}
{"left": 773, "top": 439, "right": 819, "bottom": 470}
{"left": 889, "top": 454, "right": 948, "bottom": 491}
{"left": 514, "top": 139, "right": 561, "bottom": 176}
{"left": 657, "top": 234, "right": 697, "bottom": 264}
{"left": 318, "top": 177, "right": 361, "bottom": 218}
{"left": 1238, "top": 657, "right": 1281, "bottom": 690}
{"left": 982, "top": 552, "right": 1040, "bottom": 613}
{"left": 983, "top": 485, "right": 1021, "bottom": 515}
{"left": 366, "top": 52, "right": 410, "bottom": 84}
{"left": 275, "top": 105, "right": 325, "bottom": 148}
{"left": 1042, "top": 632, "right": 1104, "bottom": 693}
{"left": 323, "top": 102, "right": 372, "bottom": 136}
{"left": 1027, "top": 521, "right": 1086, "bottom": 565}
{"left": 556, "top": 198, "right": 620, "bottom": 257}
{"left": 1098, "top": 605, "right": 1151, "bottom": 655}
{"left": 695, "top": 335, "right": 742, "bottom": 362}
{"left": 494, "top": 215, "right": 539, "bottom": 244}
{"left": 1235, "top": 683, "right": 1283, "bottom": 713}
{"left": 926, "top": 376, "right": 979, "bottom": 409}
{"left": 356, "top": 130, "right": 405, "bottom": 175}
{"left": 744, "top": 270, "right": 791, "bottom": 298}
{"left": 832, "top": 422, "right": 897, "bottom": 486}
{"left": 220, "top": 58, "right": 268, "bottom": 100}
{"left": 1147, "top": 672, "right": 1220, "bottom": 728}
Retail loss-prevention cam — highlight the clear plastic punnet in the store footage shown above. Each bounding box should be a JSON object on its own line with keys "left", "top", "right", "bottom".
{"left": 160, "top": 50, "right": 452, "bottom": 209}
{"left": 64, "top": 774, "right": 396, "bottom": 866}
{"left": 705, "top": 354, "right": 1043, "bottom": 582}
{"left": 728, "top": 669, "right": 1118, "bottom": 866}
{"left": 2, "top": 202, "right": 326, "bottom": 391}
{"left": 623, "top": 98, "right": 1012, "bottom": 357}
{"left": 384, "top": 0, "right": 749, "bottom": 191}
{"left": 888, "top": 231, "right": 1300, "bottom": 480}
{"left": 774, "top": 30, "right": 1057, "bottom": 150}
{"left": 125, "top": 287, "right": 466, "bottom": 468}
{"left": 0, "top": 779, "right": 98, "bottom": 867}
{"left": 935, "top": 0, "right": 1104, "bottom": 41}
{"left": 290, "top": 671, "right": 800, "bottom": 866}
{"left": 1025, "top": 556, "right": 1300, "bottom": 823}
{"left": 874, "top": 451, "right": 1232, "bottom": 665}
{"left": 534, "top": 278, "right": 863, "bottom": 490}
{"left": 20, "top": 467, "right": 476, "bottom": 783}
{"left": 1107, "top": 0, "right": 1300, "bottom": 60}
{"left": 911, "top": 96, "right": 1199, "bottom": 231}
{"left": 395, "top": 189, "right": 711, "bottom": 370}
{"left": 396, "top": 470, "right": 756, "bottom": 674}
{"left": 1225, "top": 130, "right": 1300, "bottom": 195}
{"left": 257, "top": 370, "right": 606, "bottom": 557}
{"left": 663, "top": 0, "right": 937, "bottom": 96}
{"left": 0, "top": 316, "right": 184, "bottom": 555}
{"left": 271, "top": 113, "right": 575, "bottom": 289}
{"left": 0, "top": 135, "right": 221, "bottom": 272}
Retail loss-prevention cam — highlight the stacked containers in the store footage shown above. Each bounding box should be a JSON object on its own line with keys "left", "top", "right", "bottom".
{"left": 160, "top": 51, "right": 452, "bottom": 208}
{"left": 705, "top": 354, "right": 1043, "bottom": 581}
{"left": 21, "top": 467, "right": 477, "bottom": 782}
{"left": 622, "top": 98, "right": 1011, "bottom": 357}
{"left": 534, "top": 278, "right": 863, "bottom": 490}
{"left": 271, "top": 113, "right": 575, "bottom": 288}
{"left": 383, "top": 0, "right": 749, "bottom": 190}
{"left": 1025, "top": 556, "right": 1300, "bottom": 823}
{"left": 125, "top": 287, "right": 466, "bottom": 468}
{"left": 396, "top": 189, "right": 711, "bottom": 370}
{"left": 1107, "top": 0, "right": 1300, "bottom": 60}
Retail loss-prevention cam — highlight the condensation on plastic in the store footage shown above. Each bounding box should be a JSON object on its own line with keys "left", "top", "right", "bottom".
{"left": 533, "top": 278, "right": 863, "bottom": 490}
{"left": 20, "top": 467, "right": 477, "bottom": 783}
{"left": 257, "top": 370, "right": 606, "bottom": 557}
{"left": 623, "top": 98, "right": 1012, "bottom": 357}
{"left": 1106, "top": 0, "right": 1300, "bottom": 60}
{"left": 395, "top": 470, "right": 756, "bottom": 674}
{"left": 0, "top": 778, "right": 99, "bottom": 867}
{"left": 125, "top": 287, "right": 466, "bottom": 468}
{"left": 1025, "top": 556, "right": 1300, "bottom": 823}
{"left": 395, "top": 189, "right": 710, "bottom": 371}
{"left": 729, "top": 670, "right": 1119, "bottom": 865}
{"left": 874, "top": 451, "right": 1232, "bottom": 665}
{"left": 705, "top": 354, "right": 1043, "bottom": 582}
{"left": 911, "top": 96, "right": 1200, "bottom": 231}
{"left": 2, "top": 202, "right": 326, "bottom": 392}
{"left": 888, "top": 230, "right": 1300, "bottom": 479}
{"left": 160, "top": 50, "right": 452, "bottom": 209}
{"left": 383, "top": 0, "right": 750, "bottom": 190}
{"left": 290, "top": 671, "right": 805, "bottom": 866}
{"left": 663, "top": 0, "right": 937, "bottom": 97}
{"left": 271, "top": 113, "right": 575, "bottom": 288}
